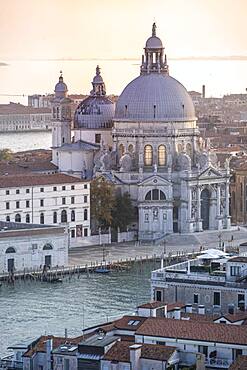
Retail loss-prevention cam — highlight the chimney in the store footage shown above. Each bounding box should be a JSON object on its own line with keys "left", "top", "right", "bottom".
{"left": 163, "top": 304, "right": 168, "bottom": 318}
{"left": 130, "top": 344, "right": 142, "bottom": 370}
{"left": 150, "top": 308, "right": 156, "bottom": 317}
{"left": 187, "top": 260, "right": 191, "bottom": 274}
{"left": 46, "top": 339, "right": 53, "bottom": 370}
{"left": 198, "top": 305, "right": 205, "bottom": 315}
{"left": 186, "top": 304, "right": 193, "bottom": 314}
{"left": 174, "top": 307, "right": 181, "bottom": 320}
{"left": 202, "top": 85, "right": 206, "bottom": 99}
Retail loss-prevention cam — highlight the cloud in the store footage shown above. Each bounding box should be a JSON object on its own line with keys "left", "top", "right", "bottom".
{"left": 0, "top": 62, "right": 8, "bottom": 66}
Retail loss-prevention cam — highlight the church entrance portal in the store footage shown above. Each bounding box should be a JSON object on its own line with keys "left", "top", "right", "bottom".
{"left": 201, "top": 188, "right": 210, "bottom": 230}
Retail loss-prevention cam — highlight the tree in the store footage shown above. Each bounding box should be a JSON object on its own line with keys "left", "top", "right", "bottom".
{"left": 90, "top": 176, "right": 115, "bottom": 231}
{"left": 0, "top": 148, "right": 13, "bottom": 161}
{"left": 111, "top": 192, "right": 135, "bottom": 231}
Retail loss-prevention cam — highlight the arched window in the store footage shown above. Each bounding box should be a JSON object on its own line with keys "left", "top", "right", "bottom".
{"left": 26, "top": 214, "right": 30, "bottom": 223}
{"left": 15, "top": 214, "right": 21, "bottom": 223}
{"left": 6, "top": 216, "right": 10, "bottom": 222}
{"left": 128, "top": 144, "right": 134, "bottom": 153}
{"left": 43, "top": 243, "right": 53, "bottom": 250}
{"left": 145, "top": 190, "right": 166, "bottom": 201}
{"left": 40, "top": 213, "right": 44, "bottom": 224}
{"left": 71, "top": 210, "right": 75, "bottom": 222}
{"left": 52, "top": 107, "right": 56, "bottom": 118}
{"left": 119, "top": 144, "right": 125, "bottom": 157}
{"left": 56, "top": 107, "right": 59, "bottom": 119}
{"left": 158, "top": 145, "right": 166, "bottom": 166}
{"left": 53, "top": 211, "right": 57, "bottom": 224}
{"left": 6, "top": 247, "right": 16, "bottom": 254}
{"left": 144, "top": 145, "right": 153, "bottom": 166}
{"left": 177, "top": 143, "right": 183, "bottom": 153}
{"left": 186, "top": 143, "right": 192, "bottom": 157}
{"left": 84, "top": 209, "right": 88, "bottom": 221}
{"left": 61, "top": 210, "right": 67, "bottom": 223}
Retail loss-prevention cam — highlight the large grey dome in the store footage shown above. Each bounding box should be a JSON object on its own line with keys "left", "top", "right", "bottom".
{"left": 115, "top": 73, "right": 196, "bottom": 122}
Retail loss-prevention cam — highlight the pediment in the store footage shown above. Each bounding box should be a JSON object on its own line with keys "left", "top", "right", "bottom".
{"left": 139, "top": 174, "right": 171, "bottom": 187}
{"left": 198, "top": 166, "right": 223, "bottom": 179}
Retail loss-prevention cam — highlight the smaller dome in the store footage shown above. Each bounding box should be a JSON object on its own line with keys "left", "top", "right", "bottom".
{"left": 145, "top": 36, "right": 163, "bottom": 49}
{"left": 54, "top": 72, "right": 68, "bottom": 98}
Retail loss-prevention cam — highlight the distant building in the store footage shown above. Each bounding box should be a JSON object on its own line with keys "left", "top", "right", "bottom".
{"left": 0, "top": 173, "right": 90, "bottom": 246}
{"left": 151, "top": 251, "right": 247, "bottom": 314}
{"left": 0, "top": 221, "right": 68, "bottom": 273}
{"left": 0, "top": 103, "right": 52, "bottom": 132}
{"left": 231, "top": 162, "right": 247, "bottom": 225}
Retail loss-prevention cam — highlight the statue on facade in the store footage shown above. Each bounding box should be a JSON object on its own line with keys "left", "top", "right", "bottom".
{"left": 120, "top": 153, "right": 132, "bottom": 172}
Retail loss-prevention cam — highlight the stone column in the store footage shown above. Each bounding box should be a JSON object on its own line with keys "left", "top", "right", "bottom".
{"left": 196, "top": 186, "right": 202, "bottom": 231}
{"left": 138, "top": 137, "right": 144, "bottom": 169}
{"left": 225, "top": 180, "right": 231, "bottom": 229}
{"left": 216, "top": 185, "right": 222, "bottom": 230}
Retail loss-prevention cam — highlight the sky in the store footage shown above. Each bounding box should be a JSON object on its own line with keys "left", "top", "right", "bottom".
{"left": 1, "top": 0, "right": 247, "bottom": 61}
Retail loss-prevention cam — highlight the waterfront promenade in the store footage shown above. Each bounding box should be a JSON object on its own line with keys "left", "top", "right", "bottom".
{"left": 68, "top": 227, "right": 247, "bottom": 266}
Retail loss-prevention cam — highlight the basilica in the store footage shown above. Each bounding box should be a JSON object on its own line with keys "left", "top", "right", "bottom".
{"left": 51, "top": 24, "right": 231, "bottom": 240}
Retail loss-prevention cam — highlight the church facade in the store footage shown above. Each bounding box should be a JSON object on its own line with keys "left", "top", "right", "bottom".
{"left": 51, "top": 24, "right": 231, "bottom": 241}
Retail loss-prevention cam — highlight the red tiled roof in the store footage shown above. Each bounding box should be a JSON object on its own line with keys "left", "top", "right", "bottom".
{"left": 0, "top": 173, "right": 86, "bottom": 188}
{"left": 0, "top": 161, "right": 57, "bottom": 175}
{"left": 229, "top": 257, "right": 247, "bottom": 263}
{"left": 229, "top": 355, "right": 247, "bottom": 370}
{"left": 137, "top": 301, "right": 167, "bottom": 309}
{"left": 0, "top": 103, "right": 51, "bottom": 115}
{"left": 135, "top": 317, "right": 247, "bottom": 345}
{"left": 103, "top": 341, "right": 176, "bottom": 363}
{"left": 216, "top": 312, "right": 247, "bottom": 323}
{"left": 113, "top": 316, "right": 147, "bottom": 331}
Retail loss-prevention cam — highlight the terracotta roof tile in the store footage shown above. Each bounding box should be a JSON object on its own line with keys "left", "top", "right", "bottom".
{"left": 229, "top": 355, "right": 247, "bottom": 370}
{"left": 0, "top": 173, "right": 86, "bottom": 188}
{"left": 103, "top": 341, "right": 176, "bottom": 363}
{"left": 136, "top": 317, "right": 247, "bottom": 345}
{"left": 113, "top": 316, "right": 147, "bottom": 331}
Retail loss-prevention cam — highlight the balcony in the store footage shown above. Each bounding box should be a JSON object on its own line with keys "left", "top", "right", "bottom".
{"left": 205, "top": 357, "right": 232, "bottom": 368}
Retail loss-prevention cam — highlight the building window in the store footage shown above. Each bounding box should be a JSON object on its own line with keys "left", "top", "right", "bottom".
{"left": 40, "top": 187, "right": 44, "bottom": 192}
{"left": 53, "top": 186, "right": 57, "bottom": 191}
{"left": 6, "top": 202, "right": 10, "bottom": 210}
{"left": 6, "top": 190, "right": 9, "bottom": 195}
{"left": 145, "top": 189, "right": 166, "bottom": 201}
{"left": 95, "top": 133, "right": 101, "bottom": 143}
{"left": 71, "top": 196, "right": 75, "bottom": 204}
{"left": 6, "top": 247, "right": 16, "bottom": 253}
{"left": 186, "top": 143, "right": 192, "bottom": 157}
{"left": 71, "top": 229, "right": 75, "bottom": 238}
{"left": 194, "top": 293, "right": 199, "bottom": 304}
{"left": 144, "top": 145, "right": 153, "bottom": 166}
{"left": 26, "top": 189, "right": 30, "bottom": 194}
{"left": 84, "top": 209, "right": 88, "bottom": 221}
{"left": 119, "top": 144, "right": 125, "bottom": 157}
{"left": 213, "top": 292, "right": 221, "bottom": 306}
{"left": 62, "top": 197, "right": 66, "bottom": 205}
{"left": 230, "top": 266, "right": 241, "bottom": 276}
{"left": 53, "top": 211, "right": 57, "bottom": 224}
{"left": 40, "top": 213, "right": 44, "bottom": 224}
{"left": 71, "top": 185, "right": 75, "bottom": 190}
{"left": 16, "top": 201, "right": 20, "bottom": 209}
{"left": 158, "top": 145, "right": 166, "bottom": 166}
{"left": 84, "top": 195, "right": 88, "bottom": 203}
{"left": 62, "top": 185, "right": 66, "bottom": 191}
{"left": 6, "top": 216, "right": 10, "bottom": 222}
{"left": 156, "top": 290, "right": 162, "bottom": 302}
{"left": 238, "top": 294, "right": 245, "bottom": 311}
{"left": 26, "top": 214, "right": 30, "bottom": 223}
{"left": 84, "top": 228, "right": 88, "bottom": 237}
{"left": 15, "top": 214, "right": 21, "bottom": 222}
{"left": 16, "top": 189, "right": 20, "bottom": 194}
{"left": 84, "top": 184, "right": 87, "bottom": 189}
{"left": 71, "top": 210, "right": 75, "bottom": 222}
{"left": 40, "top": 199, "right": 44, "bottom": 207}
{"left": 198, "top": 346, "right": 208, "bottom": 357}
{"left": 26, "top": 200, "right": 30, "bottom": 208}
{"left": 61, "top": 210, "right": 67, "bottom": 223}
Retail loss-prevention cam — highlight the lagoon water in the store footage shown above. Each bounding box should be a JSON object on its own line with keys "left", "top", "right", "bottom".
{"left": 0, "top": 262, "right": 157, "bottom": 356}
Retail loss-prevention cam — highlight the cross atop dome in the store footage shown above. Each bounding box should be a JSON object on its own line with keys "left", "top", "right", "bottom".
{"left": 140, "top": 24, "right": 169, "bottom": 75}
{"left": 152, "top": 22, "right": 156, "bottom": 37}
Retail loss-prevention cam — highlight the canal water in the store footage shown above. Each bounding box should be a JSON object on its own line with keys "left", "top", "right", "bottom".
{"left": 0, "top": 261, "right": 158, "bottom": 356}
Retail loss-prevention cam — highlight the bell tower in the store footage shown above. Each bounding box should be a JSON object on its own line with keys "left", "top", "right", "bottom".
{"left": 51, "top": 72, "right": 72, "bottom": 165}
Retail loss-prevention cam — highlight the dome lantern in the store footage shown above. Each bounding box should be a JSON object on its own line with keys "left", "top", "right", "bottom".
{"left": 141, "top": 23, "right": 169, "bottom": 75}
{"left": 90, "top": 65, "right": 106, "bottom": 96}
{"left": 54, "top": 71, "right": 68, "bottom": 98}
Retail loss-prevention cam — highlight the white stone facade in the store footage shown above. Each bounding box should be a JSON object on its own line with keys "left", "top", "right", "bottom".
{"left": 0, "top": 174, "right": 90, "bottom": 247}
{"left": 0, "top": 222, "right": 68, "bottom": 273}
